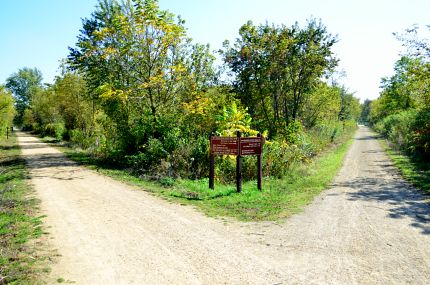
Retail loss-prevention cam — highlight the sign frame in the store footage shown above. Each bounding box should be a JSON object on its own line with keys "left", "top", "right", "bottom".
{"left": 209, "top": 132, "right": 264, "bottom": 192}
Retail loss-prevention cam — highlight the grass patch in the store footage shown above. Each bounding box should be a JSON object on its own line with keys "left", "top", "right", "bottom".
{"left": 54, "top": 137, "right": 353, "bottom": 221}
{"left": 380, "top": 139, "right": 430, "bottom": 194}
{"left": 0, "top": 134, "right": 46, "bottom": 284}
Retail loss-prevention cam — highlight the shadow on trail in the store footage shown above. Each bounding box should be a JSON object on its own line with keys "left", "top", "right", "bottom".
{"left": 355, "top": 134, "right": 381, "bottom": 141}
{"left": 19, "top": 143, "right": 53, "bottom": 150}
{"left": 25, "top": 153, "right": 77, "bottom": 168}
{"left": 337, "top": 176, "right": 430, "bottom": 235}
{"left": 0, "top": 144, "right": 20, "bottom": 151}
{"left": 24, "top": 153, "right": 85, "bottom": 181}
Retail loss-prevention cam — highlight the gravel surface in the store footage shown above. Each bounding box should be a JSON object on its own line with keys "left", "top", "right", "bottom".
{"left": 17, "top": 126, "right": 430, "bottom": 284}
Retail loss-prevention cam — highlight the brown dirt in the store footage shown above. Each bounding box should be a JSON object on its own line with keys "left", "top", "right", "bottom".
{"left": 17, "top": 126, "right": 430, "bottom": 284}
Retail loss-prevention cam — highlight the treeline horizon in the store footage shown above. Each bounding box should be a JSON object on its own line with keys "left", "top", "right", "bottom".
{"left": 2, "top": 0, "right": 361, "bottom": 182}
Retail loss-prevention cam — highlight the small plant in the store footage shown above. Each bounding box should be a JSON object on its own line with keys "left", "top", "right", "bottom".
{"left": 159, "top": 177, "right": 175, "bottom": 187}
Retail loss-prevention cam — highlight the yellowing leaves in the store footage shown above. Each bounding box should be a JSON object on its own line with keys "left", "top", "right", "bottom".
{"left": 97, "top": 84, "right": 129, "bottom": 102}
{"left": 217, "top": 102, "right": 259, "bottom": 137}
{"left": 182, "top": 95, "right": 214, "bottom": 116}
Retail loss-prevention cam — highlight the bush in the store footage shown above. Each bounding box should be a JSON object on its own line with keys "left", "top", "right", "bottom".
{"left": 263, "top": 140, "right": 310, "bottom": 178}
{"left": 410, "top": 107, "right": 430, "bottom": 159}
{"left": 43, "top": 122, "right": 65, "bottom": 140}
{"left": 169, "top": 135, "right": 209, "bottom": 179}
{"left": 127, "top": 138, "right": 167, "bottom": 171}
{"left": 374, "top": 110, "right": 417, "bottom": 150}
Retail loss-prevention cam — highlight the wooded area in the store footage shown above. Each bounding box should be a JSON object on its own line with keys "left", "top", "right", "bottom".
{"left": 1, "top": 0, "right": 361, "bottom": 183}
{"left": 362, "top": 26, "right": 430, "bottom": 162}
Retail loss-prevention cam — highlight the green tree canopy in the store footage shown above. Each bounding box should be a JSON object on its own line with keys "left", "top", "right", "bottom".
{"left": 68, "top": 0, "right": 218, "bottom": 154}
{"left": 5, "top": 67, "right": 43, "bottom": 125}
{"left": 222, "top": 19, "right": 338, "bottom": 137}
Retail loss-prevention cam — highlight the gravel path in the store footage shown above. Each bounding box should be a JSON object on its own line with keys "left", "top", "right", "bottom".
{"left": 17, "top": 126, "right": 430, "bottom": 284}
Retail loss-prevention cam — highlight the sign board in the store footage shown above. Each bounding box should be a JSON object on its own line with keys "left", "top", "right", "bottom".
{"left": 210, "top": 137, "right": 238, "bottom": 155}
{"left": 240, "top": 137, "right": 262, "bottom": 156}
{"left": 209, "top": 132, "right": 264, "bottom": 192}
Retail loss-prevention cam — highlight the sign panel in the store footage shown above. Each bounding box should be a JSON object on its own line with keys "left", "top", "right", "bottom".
{"left": 240, "top": 137, "right": 263, "bottom": 156}
{"left": 211, "top": 137, "right": 239, "bottom": 155}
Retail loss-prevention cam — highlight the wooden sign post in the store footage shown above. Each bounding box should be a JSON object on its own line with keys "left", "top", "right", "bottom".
{"left": 209, "top": 131, "right": 264, "bottom": 192}
{"left": 236, "top": 131, "right": 242, "bottom": 192}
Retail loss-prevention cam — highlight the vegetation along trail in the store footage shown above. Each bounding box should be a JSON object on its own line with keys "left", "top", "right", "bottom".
{"left": 17, "top": 126, "right": 430, "bottom": 284}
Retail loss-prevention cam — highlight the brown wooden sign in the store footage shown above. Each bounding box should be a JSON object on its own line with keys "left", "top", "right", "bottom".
{"left": 209, "top": 132, "right": 264, "bottom": 192}
{"left": 240, "top": 137, "right": 262, "bottom": 156}
{"left": 210, "top": 136, "right": 239, "bottom": 155}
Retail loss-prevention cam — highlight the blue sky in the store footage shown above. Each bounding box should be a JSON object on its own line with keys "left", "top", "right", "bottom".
{"left": 1, "top": 0, "right": 429, "bottom": 101}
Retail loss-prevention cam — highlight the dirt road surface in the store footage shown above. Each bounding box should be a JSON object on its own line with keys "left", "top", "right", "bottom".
{"left": 17, "top": 126, "right": 430, "bottom": 284}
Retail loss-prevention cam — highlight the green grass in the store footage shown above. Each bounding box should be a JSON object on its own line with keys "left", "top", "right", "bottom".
{"left": 0, "top": 134, "right": 46, "bottom": 284}
{"left": 56, "top": 137, "right": 353, "bottom": 221}
{"left": 380, "top": 140, "right": 430, "bottom": 194}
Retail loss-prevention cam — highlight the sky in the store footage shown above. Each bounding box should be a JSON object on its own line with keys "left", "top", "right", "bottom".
{"left": 1, "top": 0, "right": 429, "bottom": 102}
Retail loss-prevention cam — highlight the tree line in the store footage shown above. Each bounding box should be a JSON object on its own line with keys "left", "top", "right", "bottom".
{"left": 2, "top": 0, "right": 360, "bottom": 181}
{"left": 362, "top": 26, "right": 430, "bottom": 162}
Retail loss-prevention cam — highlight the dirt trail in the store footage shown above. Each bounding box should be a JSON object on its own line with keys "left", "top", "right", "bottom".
{"left": 17, "top": 126, "right": 430, "bottom": 284}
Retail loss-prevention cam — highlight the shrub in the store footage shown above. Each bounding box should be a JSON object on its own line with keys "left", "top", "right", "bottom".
{"left": 375, "top": 110, "right": 417, "bottom": 150}
{"left": 43, "top": 122, "right": 65, "bottom": 140}
{"left": 410, "top": 107, "right": 430, "bottom": 159}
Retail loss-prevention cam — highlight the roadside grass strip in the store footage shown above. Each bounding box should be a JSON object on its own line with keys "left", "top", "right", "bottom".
{"left": 380, "top": 140, "right": 430, "bottom": 195}
{"left": 59, "top": 138, "right": 353, "bottom": 221}
{"left": 0, "top": 134, "right": 46, "bottom": 284}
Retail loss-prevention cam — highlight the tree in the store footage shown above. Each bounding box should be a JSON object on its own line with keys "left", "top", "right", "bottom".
{"left": 371, "top": 26, "right": 430, "bottom": 159}
{"left": 68, "top": 0, "right": 217, "bottom": 154}
{"left": 53, "top": 72, "right": 92, "bottom": 133}
{"left": 222, "top": 19, "right": 338, "bottom": 137}
{"left": 359, "top": 99, "right": 372, "bottom": 124}
{"left": 5, "top": 67, "right": 43, "bottom": 125}
{"left": 338, "top": 86, "right": 360, "bottom": 123}
{"left": 302, "top": 82, "right": 341, "bottom": 128}
{"left": 0, "top": 86, "right": 15, "bottom": 136}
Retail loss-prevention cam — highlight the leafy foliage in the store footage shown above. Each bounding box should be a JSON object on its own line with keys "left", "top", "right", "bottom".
{"left": 222, "top": 19, "right": 338, "bottom": 137}
{"left": 0, "top": 86, "right": 15, "bottom": 137}
{"left": 5, "top": 67, "right": 43, "bottom": 126}
{"left": 370, "top": 26, "right": 430, "bottom": 161}
{"left": 7, "top": 0, "right": 359, "bottom": 183}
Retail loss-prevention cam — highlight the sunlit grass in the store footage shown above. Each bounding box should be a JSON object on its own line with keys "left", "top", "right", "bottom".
{"left": 0, "top": 134, "right": 46, "bottom": 284}
{"left": 380, "top": 139, "right": 430, "bottom": 194}
{"left": 59, "top": 137, "right": 353, "bottom": 221}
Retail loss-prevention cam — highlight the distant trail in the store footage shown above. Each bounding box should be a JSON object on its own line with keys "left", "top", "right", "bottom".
{"left": 17, "top": 127, "right": 430, "bottom": 284}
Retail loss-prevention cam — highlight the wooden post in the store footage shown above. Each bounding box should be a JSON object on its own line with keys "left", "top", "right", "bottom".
{"left": 257, "top": 133, "right": 262, "bottom": 190}
{"left": 209, "top": 133, "right": 215, "bottom": 189}
{"left": 236, "top": 131, "right": 242, "bottom": 193}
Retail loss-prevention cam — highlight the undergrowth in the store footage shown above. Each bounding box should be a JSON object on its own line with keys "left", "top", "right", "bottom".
{"left": 56, "top": 133, "right": 354, "bottom": 221}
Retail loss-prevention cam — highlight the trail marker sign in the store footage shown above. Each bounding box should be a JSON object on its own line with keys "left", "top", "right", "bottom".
{"left": 240, "top": 137, "right": 262, "bottom": 156}
{"left": 209, "top": 132, "right": 264, "bottom": 192}
{"left": 210, "top": 137, "right": 238, "bottom": 155}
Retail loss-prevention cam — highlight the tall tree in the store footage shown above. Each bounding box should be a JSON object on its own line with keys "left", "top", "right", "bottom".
{"left": 338, "top": 86, "right": 360, "bottom": 123}
{"left": 68, "top": 0, "right": 216, "bottom": 153}
{"left": 5, "top": 67, "right": 43, "bottom": 125}
{"left": 222, "top": 19, "right": 338, "bottom": 137}
{"left": 360, "top": 99, "right": 372, "bottom": 124}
